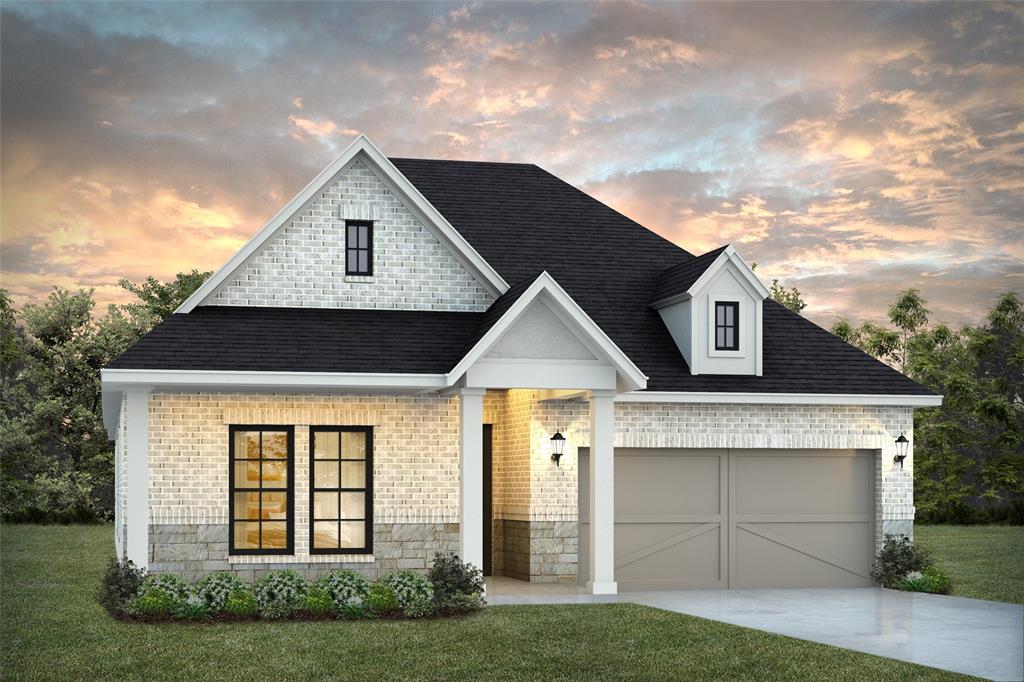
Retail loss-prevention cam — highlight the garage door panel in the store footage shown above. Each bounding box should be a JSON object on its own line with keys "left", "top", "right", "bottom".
{"left": 733, "top": 452, "right": 873, "bottom": 516}
{"left": 615, "top": 450, "right": 721, "bottom": 516}
{"left": 733, "top": 524, "right": 873, "bottom": 587}
{"left": 616, "top": 524, "right": 722, "bottom": 588}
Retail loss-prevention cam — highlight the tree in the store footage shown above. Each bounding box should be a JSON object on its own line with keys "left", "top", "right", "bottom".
{"left": 118, "top": 269, "right": 212, "bottom": 322}
{"left": 889, "top": 289, "right": 930, "bottom": 373}
{"left": 769, "top": 279, "right": 807, "bottom": 314}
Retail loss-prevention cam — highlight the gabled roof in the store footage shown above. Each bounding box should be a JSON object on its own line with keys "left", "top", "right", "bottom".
{"left": 175, "top": 135, "right": 508, "bottom": 313}
{"left": 105, "top": 149, "right": 936, "bottom": 400}
{"left": 448, "top": 271, "right": 648, "bottom": 391}
{"left": 649, "top": 244, "right": 770, "bottom": 308}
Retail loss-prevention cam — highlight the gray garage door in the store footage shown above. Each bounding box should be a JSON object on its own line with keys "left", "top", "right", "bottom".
{"left": 579, "top": 448, "right": 875, "bottom": 589}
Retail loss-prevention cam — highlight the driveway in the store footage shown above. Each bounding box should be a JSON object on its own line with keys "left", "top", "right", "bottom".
{"left": 627, "top": 587, "right": 1023, "bottom": 681}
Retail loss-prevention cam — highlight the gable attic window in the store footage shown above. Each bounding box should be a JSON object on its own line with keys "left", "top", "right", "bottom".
{"left": 714, "top": 301, "right": 740, "bottom": 351}
{"left": 345, "top": 220, "right": 373, "bottom": 276}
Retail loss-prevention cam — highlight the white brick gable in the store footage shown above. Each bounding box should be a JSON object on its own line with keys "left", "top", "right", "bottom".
{"left": 203, "top": 160, "right": 495, "bottom": 311}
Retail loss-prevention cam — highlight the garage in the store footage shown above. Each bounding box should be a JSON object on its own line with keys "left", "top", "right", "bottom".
{"left": 579, "top": 448, "right": 876, "bottom": 589}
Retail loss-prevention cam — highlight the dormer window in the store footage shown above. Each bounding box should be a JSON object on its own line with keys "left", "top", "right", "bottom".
{"left": 346, "top": 221, "right": 373, "bottom": 276}
{"left": 714, "top": 301, "right": 740, "bottom": 351}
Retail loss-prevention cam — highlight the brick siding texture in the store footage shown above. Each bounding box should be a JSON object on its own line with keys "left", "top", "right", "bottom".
{"left": 204, "top": 160, "right": 494, "bottom": 311}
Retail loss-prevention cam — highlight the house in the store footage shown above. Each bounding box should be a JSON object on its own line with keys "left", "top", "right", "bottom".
{"left": 100, "top": 135, "right": 940, "bottom": 593}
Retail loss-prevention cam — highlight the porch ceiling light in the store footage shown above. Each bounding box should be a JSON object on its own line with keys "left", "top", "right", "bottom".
{"left": 550, "top": 430, "right": 567, "bottom": 467}
{"left": 894, "top": 433, "right": 909, "bottom": 469}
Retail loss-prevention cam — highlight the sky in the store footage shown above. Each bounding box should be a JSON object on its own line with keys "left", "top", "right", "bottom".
{"left": 1, "top": 1, "right": 1022, "bottom": 328}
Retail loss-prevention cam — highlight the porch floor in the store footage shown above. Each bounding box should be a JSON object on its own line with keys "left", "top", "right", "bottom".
{"left": 484, "top": 576, "right": 618, "bottom": 605}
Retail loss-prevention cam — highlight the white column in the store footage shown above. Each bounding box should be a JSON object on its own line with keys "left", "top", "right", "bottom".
{"left": 459, "top": 388, "right": 485, "bottom": 570}
{"left": 588, "top": 389, "right": 618, "bottom": 594}
{"left": 124, "top": 388, "right": 150, "bottom": 570}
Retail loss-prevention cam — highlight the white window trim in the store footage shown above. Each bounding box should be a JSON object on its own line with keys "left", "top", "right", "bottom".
{"left": 708, "top": 294, "right": 746, "bottom": 358}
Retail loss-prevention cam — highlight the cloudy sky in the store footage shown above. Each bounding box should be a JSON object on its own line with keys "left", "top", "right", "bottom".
{"left": 1, "top": 1, "right": 1021, "bottom": 327}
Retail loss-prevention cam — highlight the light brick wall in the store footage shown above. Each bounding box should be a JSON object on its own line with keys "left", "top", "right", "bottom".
{"left": 535, "top": 401, "right": 916, "bottom": 550}
{"left": 148, "top": 392, "right": 461, "bottom": 565}
{"left": 205, "top": 160, "right": 494, "bottom": 312}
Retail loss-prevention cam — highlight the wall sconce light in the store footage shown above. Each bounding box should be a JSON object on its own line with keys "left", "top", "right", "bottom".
{"left": 550, "top": 430, "right": 566, "bottom": 467}
{"left": 894, "top": 433, "right": 909, "bottom": 469}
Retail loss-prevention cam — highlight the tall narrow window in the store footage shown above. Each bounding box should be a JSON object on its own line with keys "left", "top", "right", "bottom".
{"left": 229, "top": 426, "right": 294, "bottom": 554}
{"left": 310, "top": 427, "right": 373, "bottom": 554}
{"left": 715, "top": 301, "right": 740, "bottom": 351}
{"left": 345, "top": 220, "right": 373, "bottom": 276}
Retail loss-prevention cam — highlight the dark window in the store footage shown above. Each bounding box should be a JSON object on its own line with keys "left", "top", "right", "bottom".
{"left": 715, "top": 302, "right": 740, "bottom": 351}
{"left": 229, "top": 426, "right": 294, "bottom": 555}
{"left": 345, "top": 221, "right": 373, "bottom": 276}
{"left": 310, "top": 427, "right": 373, "bottom": 554}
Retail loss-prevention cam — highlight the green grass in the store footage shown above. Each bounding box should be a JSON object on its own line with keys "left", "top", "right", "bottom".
{"left": 915, "top": 524, "right": 1024, "bottom": 604}
{"left": 1, "top": 525, "right": 974, "bottom": 681}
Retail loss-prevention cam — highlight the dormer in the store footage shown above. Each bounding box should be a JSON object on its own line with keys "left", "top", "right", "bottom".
{"left": 650, "top": 245, "right": 770, "bottom": 376}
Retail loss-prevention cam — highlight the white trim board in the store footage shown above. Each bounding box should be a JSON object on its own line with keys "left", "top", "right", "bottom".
{"left": 615, "top": 391, "right": 942, "bottom": 407}
{"left": 175, "top": 134, "right": 508, "bottom": 312}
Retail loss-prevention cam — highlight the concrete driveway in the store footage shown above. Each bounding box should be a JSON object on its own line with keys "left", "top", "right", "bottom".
{"left": 627, "top": 587, "right": 1023, "bottom": 681}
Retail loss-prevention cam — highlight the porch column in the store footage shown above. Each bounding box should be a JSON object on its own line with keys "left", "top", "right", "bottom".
{"left": 124, "top": 388, "right": 150, "bottom": 570}
{"left": 459, "top": 388, "right": 486, "bottom": 570}
{"left": 588, "top": 389, "right": 618, "bottom": 594}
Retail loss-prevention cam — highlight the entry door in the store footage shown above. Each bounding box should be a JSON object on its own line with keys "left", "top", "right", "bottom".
{"left": 482, "top": 424, "right": 493, "bottom": 577}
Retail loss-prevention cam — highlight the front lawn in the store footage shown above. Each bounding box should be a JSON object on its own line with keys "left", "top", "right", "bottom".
{"left": 1, "top": 525, "right": 974, "bottom": 681}
{"left": 915, "top": 524, "right": 1024, "bottom": 604}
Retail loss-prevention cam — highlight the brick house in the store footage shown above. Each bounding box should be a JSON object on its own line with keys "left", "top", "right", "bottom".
{"left": 101, "top": 135, "right": 939, "bottom": 593}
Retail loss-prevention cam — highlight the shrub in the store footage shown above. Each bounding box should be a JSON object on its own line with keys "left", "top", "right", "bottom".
{"left": 223, "top": 587, "right": 259, "bottom": 618}
{"left": 402, "top": 594, "right": 437, "bottom": 619}
{"left": 870, "top": 535, "right": 932, "bottom": 588}
{"left": 365, "top": 582, "right": 399, "bottom": 614}
{"left": 315, "top": 570, "right": 370, "bottom": 611}
{"left": 441, "top": 592, "right": 484, "bottom": 612}
{"left": 380, "top": 570, "right": 433, "bottom": 607}
{"left": 194, "top": 572, "right": 246, "bottom": 612}
{"left": 139, "top": 573, "right": 190, "bottom": 603}
{"left": 428, "top": 553, "right": 485, "bottom": 608}
{"left": 98, "top": 557, "right": 146, "bottom": 613}
{"left": 255, "top": 570, "right": 308, "bottom": 619}
{"left": 302, "top": 586, "right": 335, "bottom": 617}
{"left": 338, "top": 601, "right": 369, "bottom": 619}
{"left": 900, "top": 566, "right": 952, "bottom": 595}
{"left": 131, "top": 588, "right": 176, "bottom": 617}
{"left": 173, "top": 593, "right": 212, "bottom": 621}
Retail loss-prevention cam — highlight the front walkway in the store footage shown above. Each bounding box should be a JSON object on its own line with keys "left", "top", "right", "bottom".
{"left": 486, "top": 580, "right": 1024, "bottom": 681}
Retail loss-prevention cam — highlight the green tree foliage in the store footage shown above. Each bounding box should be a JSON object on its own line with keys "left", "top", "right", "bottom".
{"left": 768, "top": 279, "right": 807, "bottom": 314}
{"left": 1, "top": 271, "right": 211, "bottom": 522}
{"left": 118, "top": 269, "right": 211, "bottom": 320}
{"left": 831, "top": 290, "right": 1024, "bottom": 522}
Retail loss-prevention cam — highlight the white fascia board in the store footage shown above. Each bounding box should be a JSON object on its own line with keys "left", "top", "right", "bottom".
{"left": 175, "top": 134, "right": 508, "bottom": 313}
{"left": 688, "top": 246, "right": 771, "bottom": 301}
{"left": 447, "top": 271, "right": 648, "bottom": 391}
{"left": 615, "top": 391, "right": 943, "bottom": 407}
{"left": 101, "top": 368, "right": 448, "bottom": 390}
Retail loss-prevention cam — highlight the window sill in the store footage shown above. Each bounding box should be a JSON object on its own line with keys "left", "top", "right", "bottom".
{"left": 344, "top": 275, "right": 374, "bottom": 284}
{"left": 229, "top": 553, "right": 375, "bottom": 564}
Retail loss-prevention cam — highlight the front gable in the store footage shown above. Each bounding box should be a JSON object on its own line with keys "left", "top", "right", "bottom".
{"left": 178, "top": 135, "right": 508, "bottom": 313}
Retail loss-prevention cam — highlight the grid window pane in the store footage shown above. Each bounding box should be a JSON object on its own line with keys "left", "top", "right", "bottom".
{"left": 314, "top": 431, "right": 339, "bottom": 459}
{"left": 716, "top": 328, "right": 726, "bottom": 349}
{"left": 234, "top": 522, "right": 260, "bottom": 549}
{"left": 314, "top": 460, "right": 339, "bottom": 489}
{"left": 347, "top": 224, "right": 357, "bottom": 247}
{"left": 725, "top": 328, "right": 734, "bottom": 348}
{"left": 261, "top": 522, "right": 288, "bottom": 549}
{"left": 357, "top": 251, "right": 368, "bottom": 273}
{"left": 262, "top": 460, "right": 288, "bottom": 488}
{"left": 341, "top": 461, "right": 365, "bottom": 488}
{"left": 313, "top": 492, "right": 339, "bottom": 520}
{"left": 341, "top": 432, "right": 366, "bottom": 459}
{"left": 261, "top": 491, "right": 288, "bottom": 519}
{"left": 234, "top": 461, "right": 261, "bottom": 489}
{"left": 262, "top": 432, "right": 288, "bottom": 458}
{"left": 234, "top": 492, "right": 260, "bottom": 520}
{"left": 725, "top": 305, "right": 734, "bottom": 325}
{"left": 358, "top": 225, "right": 368, "bottom": 248}
{"left": 313, "top": 521, "right": 339, "bottom": 549}
{"left": 235, "top": 431, "right": 260, "bottom": 459}
{"left": 346, "top": 251, "right": 358, "bottom": 273}
{"left": 340, "top": 492, "right": 365, "bottom": 519}
{"left": 339, "top": 522, "right": 366, "bottom": 548}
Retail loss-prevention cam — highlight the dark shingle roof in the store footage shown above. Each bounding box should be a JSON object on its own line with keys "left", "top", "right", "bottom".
{"left": 107, "top": 306, "right": 483, "bottom": 373}
{"left": 649, "top": 245, "right": 729, "bottom": 305}
{"left": 108, "top": 157, "right": 933, "bottom": 396}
